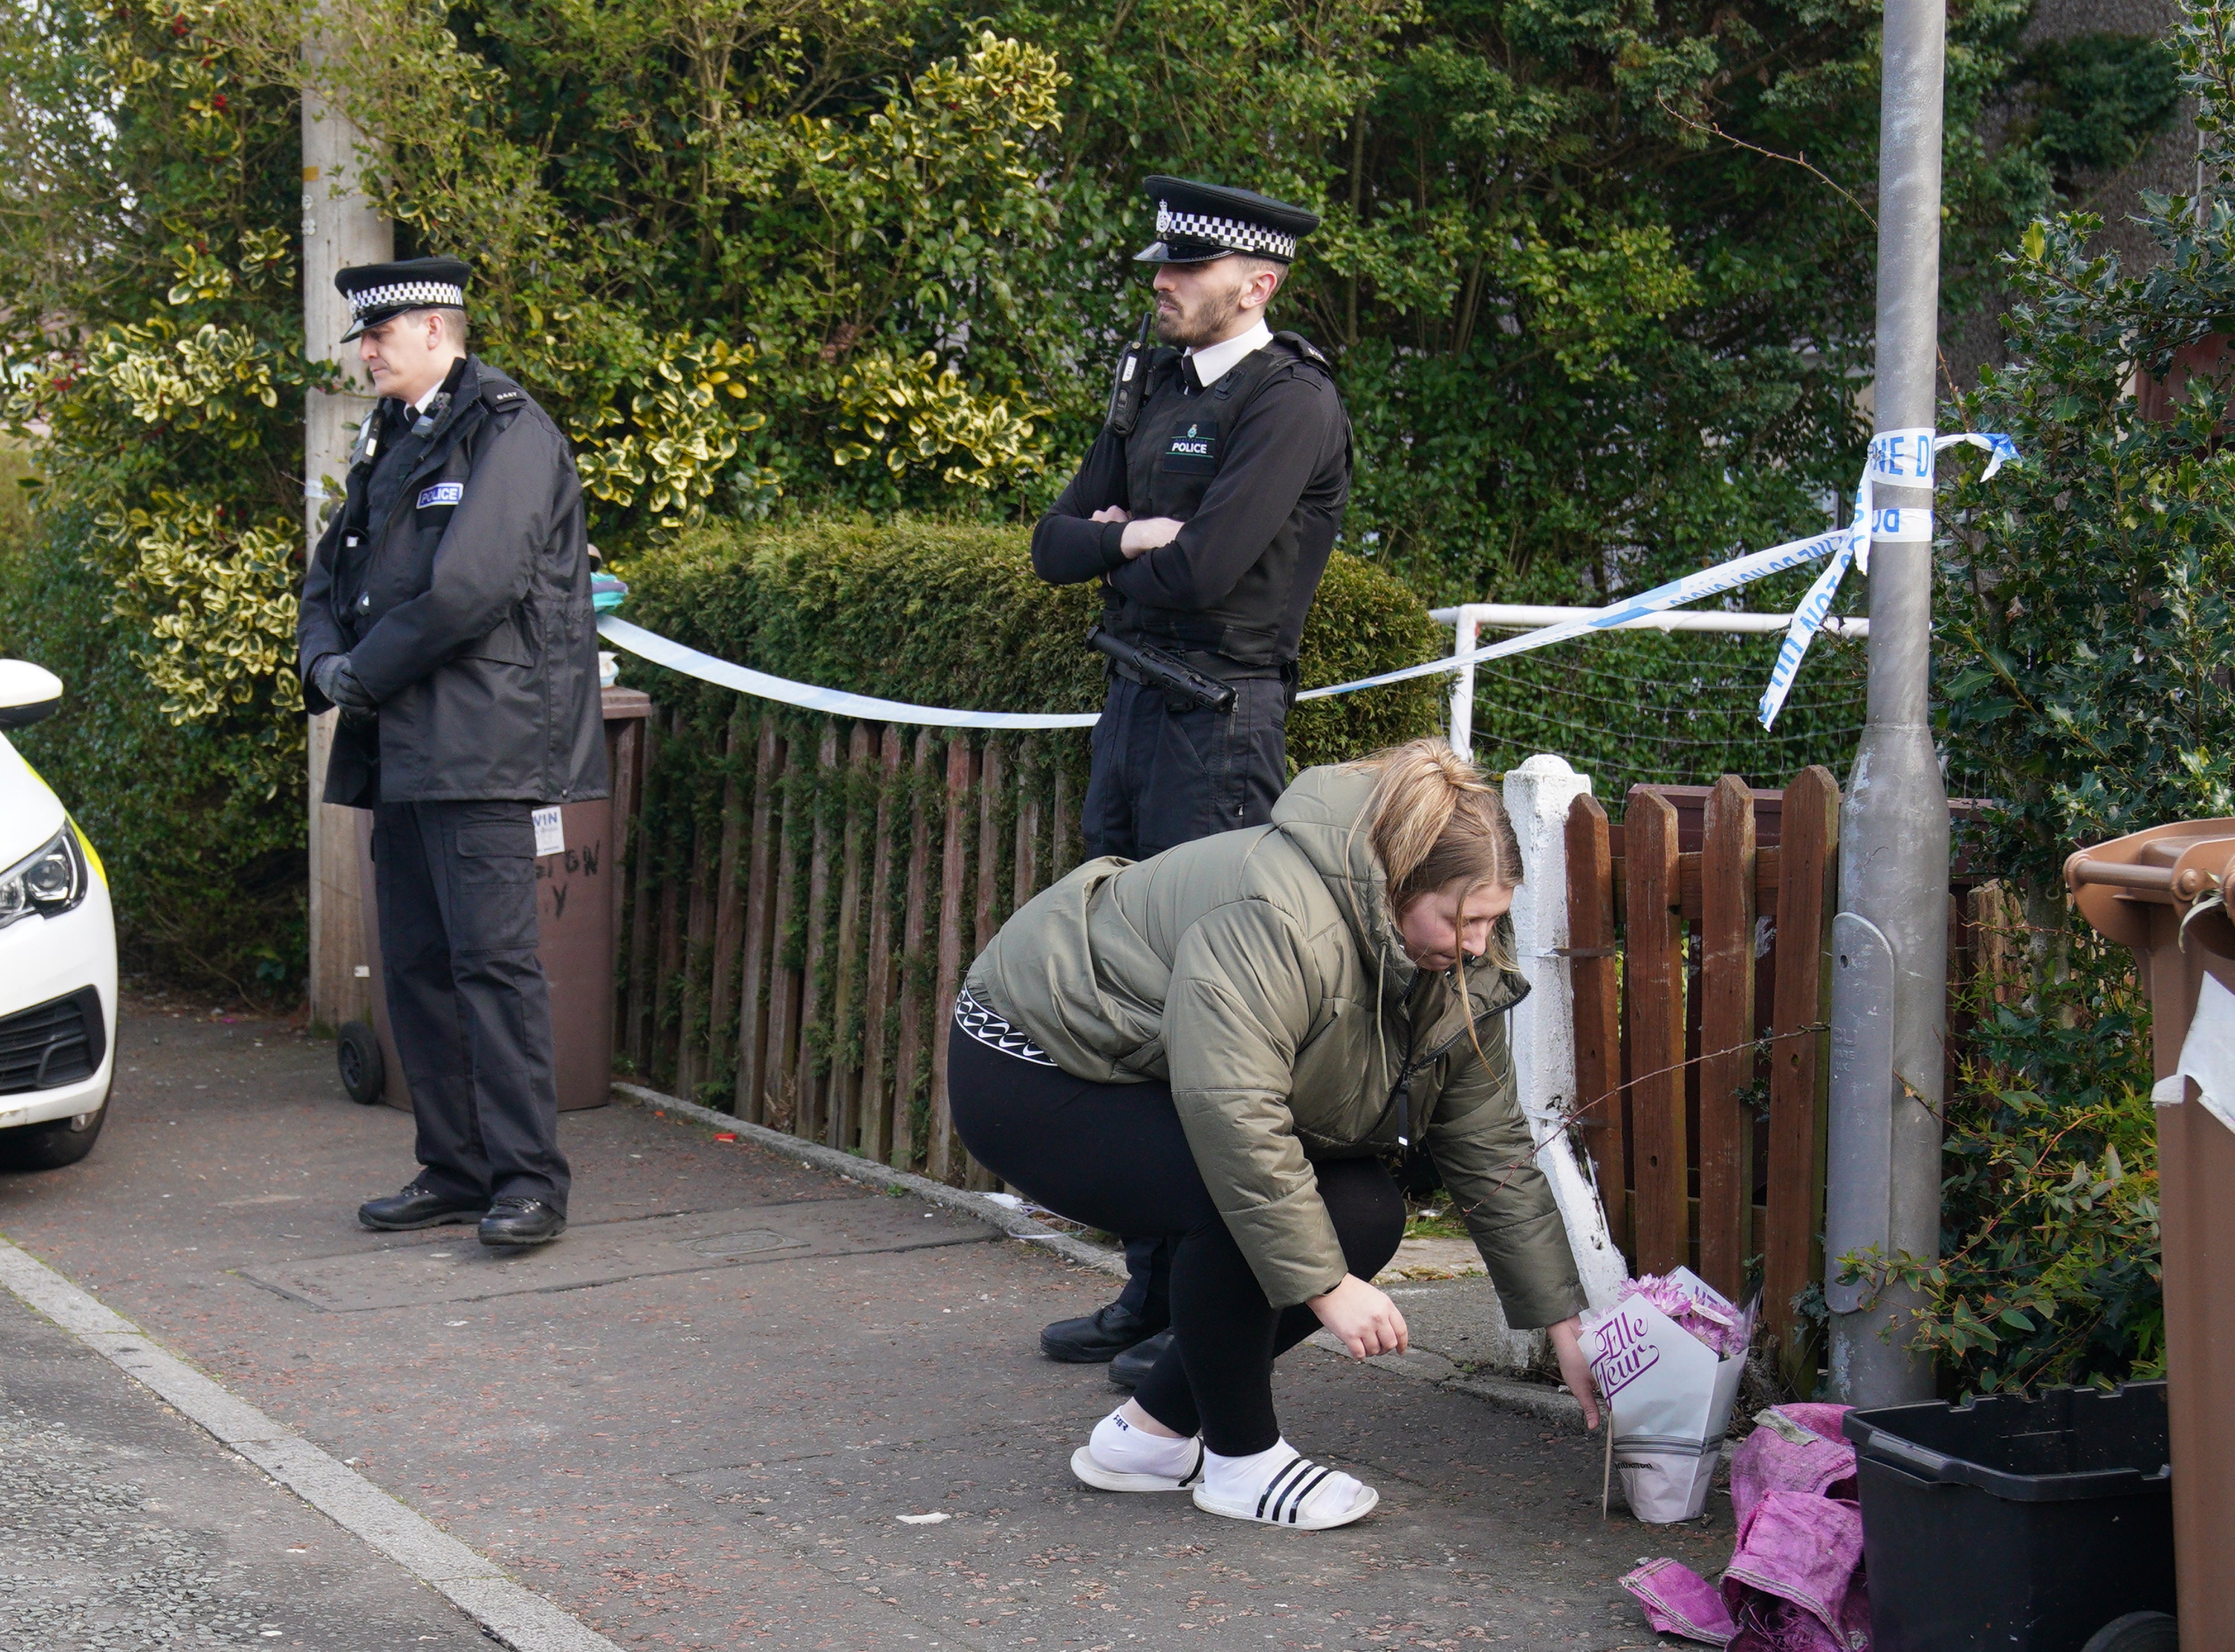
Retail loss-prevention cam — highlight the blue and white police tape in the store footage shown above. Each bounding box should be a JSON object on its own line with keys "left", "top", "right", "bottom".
{"left": 597, "top": 616, "right": 1103, "bottom": 729}
{"left": 1755, "top": 429, "right": 2017, "bottom": 729}
{"left": 598, "top": 612, "right": 1456, "bottom": 725}
{"left": 600, "top": 432, "right": 2017, "bottom": 736}
{"left": 602, "top": 507, "right": 1843, "bottom": 727}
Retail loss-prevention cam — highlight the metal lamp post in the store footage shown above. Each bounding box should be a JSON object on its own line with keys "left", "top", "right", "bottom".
{"left": 1823, "top": 0, "right": 1948, "bottom": 1406}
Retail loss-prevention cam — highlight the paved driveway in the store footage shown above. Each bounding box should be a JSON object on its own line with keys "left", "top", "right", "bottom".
{"left": 0, "top": 1002, "right": 1732, "bottom": 1649}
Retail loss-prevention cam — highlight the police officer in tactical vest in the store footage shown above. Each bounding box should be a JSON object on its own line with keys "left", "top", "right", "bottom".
{"left": 1028, "top": 179, "right": 1353, "bottom": 1381}
{"left": 298, "top": 256, "right": 607, "bottom": 1249}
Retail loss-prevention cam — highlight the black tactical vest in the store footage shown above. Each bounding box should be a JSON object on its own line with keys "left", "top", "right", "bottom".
{"left": 1102, "top": 333, "right": 1344, "bottom": 670}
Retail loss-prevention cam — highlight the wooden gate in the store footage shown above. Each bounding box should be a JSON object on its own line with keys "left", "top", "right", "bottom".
{"left": 1564, "top": 768, "right": 1841, "bottom": 1354}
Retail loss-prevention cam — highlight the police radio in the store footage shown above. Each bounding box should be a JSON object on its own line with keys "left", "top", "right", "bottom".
{"left": 1105, "top": 313, "right": 1155, "bottom": 438}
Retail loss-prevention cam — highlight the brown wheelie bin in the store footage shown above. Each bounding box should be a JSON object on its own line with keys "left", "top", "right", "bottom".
{"left": 2066, "top": 821, "right": 2235, "bottom": 1652}
{"left": 336, "top": 684, "right": 652, "bottom": 1115}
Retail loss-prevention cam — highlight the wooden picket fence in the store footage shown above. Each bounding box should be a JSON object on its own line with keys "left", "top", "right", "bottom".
{"left": 613, "top": 703, "right": 1091, "bottom": 1188}
{"left": 614, "top": 706, "right": 2012, "bottom": 1370}
{"left": 1565, "top": 768, "right": 1842, "bottom": 1353}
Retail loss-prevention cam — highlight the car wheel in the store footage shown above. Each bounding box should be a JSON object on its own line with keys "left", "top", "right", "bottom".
{"left": 0, "top": 1100, "right": 107, "bottom": 1172}
{"left": 2081, "top": 1614, "right": 2179, "bottom": 1652}
{"left": 337, "top": 1020, "right": 385, "bottom": 1105}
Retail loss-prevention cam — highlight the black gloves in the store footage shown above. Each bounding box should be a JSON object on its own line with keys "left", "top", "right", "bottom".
{"left": 312, "top": 653, "right": 377, "bottom": 713}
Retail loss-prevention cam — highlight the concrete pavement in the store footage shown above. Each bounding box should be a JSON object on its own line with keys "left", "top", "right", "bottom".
{"left": 0, "top": 1002, "right": 1733, "bottom": 1649}
{"left": 0, "top": 1287, "right": 489, "bottom": 1650}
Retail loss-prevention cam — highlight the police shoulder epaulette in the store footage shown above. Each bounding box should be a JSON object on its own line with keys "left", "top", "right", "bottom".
{"left": 1272, "top": 332, "right": 1334, "bottom": 371}
{"left": 490, "top": 387, "right": 524, "bottom": 403}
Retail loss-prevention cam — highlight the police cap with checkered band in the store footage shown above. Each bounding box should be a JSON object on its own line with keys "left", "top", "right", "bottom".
{"left": 335, "top": 256, "right": 471, "bottom": 342}
{"left": 1134, "top": 177, "right": 1319, "bottom": 266}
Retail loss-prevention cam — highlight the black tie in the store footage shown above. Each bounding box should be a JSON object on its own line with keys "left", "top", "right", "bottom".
{"left": 1179, "top": 356, "right": 1204, "bottom": 396}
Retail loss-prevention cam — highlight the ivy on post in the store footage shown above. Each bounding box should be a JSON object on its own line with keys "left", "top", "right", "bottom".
{"left": 926, "top": 736, "right": 976, "bottom": 1184}
{"left": 857, "top": 727, "right": 907, "bottom": 1165}
{"left": 733, "top": 718, "right": 784, "bottom": 1125}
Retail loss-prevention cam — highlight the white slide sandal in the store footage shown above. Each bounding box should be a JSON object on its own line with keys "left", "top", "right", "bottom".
{"left": 1191, "top": 1455, "right": 1379, "bottom": 1530}
{"left": 1070, "top": 1441, "right": 1205, "bottom": 1493}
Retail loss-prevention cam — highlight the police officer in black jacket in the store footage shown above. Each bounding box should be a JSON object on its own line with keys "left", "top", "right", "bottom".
{"left": 1029, "top": 179, "right": 1353, "bottom": 1380}
{"left": 298, "top": 257, "right": 607, "bottom": 1250}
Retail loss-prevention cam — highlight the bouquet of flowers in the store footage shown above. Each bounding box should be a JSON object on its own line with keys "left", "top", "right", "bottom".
{"left": 1614, "top": 1272, "right": 1752, "bottom": 1358}
{"left": 1584, "top": 1267, "right": 1758, "bottom": 1522}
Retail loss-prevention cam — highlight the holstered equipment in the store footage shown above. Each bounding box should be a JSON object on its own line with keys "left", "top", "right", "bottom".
{"left": 1087, "top": 625, "right": 1237, "bottom": 715}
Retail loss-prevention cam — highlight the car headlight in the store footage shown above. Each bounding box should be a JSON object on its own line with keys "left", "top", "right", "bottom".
{"left": 0, "top": 826, "right": 88, "bottom": 930}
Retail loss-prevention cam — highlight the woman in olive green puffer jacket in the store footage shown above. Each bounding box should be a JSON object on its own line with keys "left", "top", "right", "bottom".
{"left": 949, "top": 740, "right": 1599, "bottom": 1532}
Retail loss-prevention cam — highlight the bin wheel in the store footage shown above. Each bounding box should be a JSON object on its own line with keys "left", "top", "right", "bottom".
{"left": 2081, "top": 1613, "right": 2178, "bottom": 1652}
{"left": 337, "top": 1021, "right": 384, "bottom": 1106}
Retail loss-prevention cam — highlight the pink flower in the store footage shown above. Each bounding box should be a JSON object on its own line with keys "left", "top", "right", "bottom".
{"left": 1615, "top": 1274, "right": 1750, "bottom": 1358}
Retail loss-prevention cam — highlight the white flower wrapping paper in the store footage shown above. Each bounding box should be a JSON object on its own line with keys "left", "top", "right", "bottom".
{"left": 1582, "top": 1267, "right": 1756, "bottom": 1522}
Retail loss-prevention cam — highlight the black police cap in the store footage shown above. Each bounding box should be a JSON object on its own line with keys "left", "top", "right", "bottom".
{"left": 336, "top": 256, "right": 470, "bottom": 341}
{"left": 1134, "top": 177, "right": 1319, "bottom": 266}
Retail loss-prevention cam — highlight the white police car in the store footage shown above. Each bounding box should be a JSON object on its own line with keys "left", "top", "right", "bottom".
{"left": 0, "top": 660, "right": 115, "bottom": 1170}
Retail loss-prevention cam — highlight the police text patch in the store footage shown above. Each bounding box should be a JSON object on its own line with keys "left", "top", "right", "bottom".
{"left": 417, "top": 482, "right": 464, "bottom": 509}
{"left": 1161, "top": 418, "right": 1219, "bottom": 476}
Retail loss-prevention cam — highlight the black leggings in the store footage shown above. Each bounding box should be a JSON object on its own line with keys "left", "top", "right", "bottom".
{"left": 948, "top": 1025, "right": 1405, "bottom": 1455}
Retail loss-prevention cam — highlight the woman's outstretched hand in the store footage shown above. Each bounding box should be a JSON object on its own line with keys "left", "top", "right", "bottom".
{"left": 1308, "top": 1274, "right": 1409, "bottom": 1359}
{"left": 1546, "top": 1315, "right": 1602, "bottom": 1430}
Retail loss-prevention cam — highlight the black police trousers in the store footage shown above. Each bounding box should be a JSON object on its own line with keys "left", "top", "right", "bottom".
{"left": 372, "top": 799, "right": 572, "bottom": 1214}
{"left": 1081, "top": 672, "right": 1291, "bottom": 863}
{"left": 1082, "top": 669, "right": 1292, "bottom": 1325}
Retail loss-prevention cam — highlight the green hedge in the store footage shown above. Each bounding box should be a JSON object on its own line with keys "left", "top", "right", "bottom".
{"left": 609, "top": 516, "right": 1445, "bottom": 1108}
{"left": 616, "top": 516, "right": 1448, "bottom": 768}
{"left": 0, "top": 478, "right": 304, "bottom": 998}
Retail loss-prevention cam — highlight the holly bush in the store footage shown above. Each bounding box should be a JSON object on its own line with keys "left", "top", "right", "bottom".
{"left": 1940, "top": 1, "right": 2235, "bottom": 894}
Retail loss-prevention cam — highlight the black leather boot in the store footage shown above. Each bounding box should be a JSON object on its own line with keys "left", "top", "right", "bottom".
{"left": 479, "top": 1195, "right": 566, "bottom": 1248}
{"left": 358, "top": 1182, "right": 487, "bottom": 1231}
{"left": 1109, "top": 1329, "right": 1176, "bottom": 1390}
{"left": 1040, "top": 1301, "right": 1163, "bottom": 1364}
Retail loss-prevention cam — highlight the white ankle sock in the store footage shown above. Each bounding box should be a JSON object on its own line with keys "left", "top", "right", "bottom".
{"left": 1090, "top": 1410, "right": 1198, "bottom": 1478}
{"left": 1202, "top": 1439, "right": 1366, "bottom": 1520}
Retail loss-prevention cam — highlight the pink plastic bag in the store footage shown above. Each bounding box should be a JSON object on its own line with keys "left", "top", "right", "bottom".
{"left": 1621, "top": 1406, "right": 1870, "bottom": 1650}
{"left": 1621, "top": 1558, "right": 1738, "bottom": 1645}
{"left": 1724, "top": 1490, "right": 1867, "bottom": 1650}
{"left": 1730, "top": 1404, "right": 1858, "bottom": 1524}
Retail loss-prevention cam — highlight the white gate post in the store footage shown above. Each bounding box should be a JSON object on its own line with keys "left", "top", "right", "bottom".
{"left": 1504, "top": 754, "right": 1629, "bottom": 1310}
{"left": 1448, "top": 607, "right": 1481, "bottom": 757}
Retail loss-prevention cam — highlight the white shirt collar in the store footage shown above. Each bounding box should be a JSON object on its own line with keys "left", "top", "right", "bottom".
{"left": 1186, "top": 319, "right": 1272, "bottom": 388}
{"left": 407, "top": 360, "right": 466, "bottom": 416}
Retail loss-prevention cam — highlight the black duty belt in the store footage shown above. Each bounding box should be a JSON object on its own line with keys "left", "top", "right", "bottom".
{"left": 1105, "top": 655, "right": 1288, "bottom": 688}
{"left": 1103, "top": 644, "right": 1290, "bottom": 685}
{"left": 1090, "top": 625, "right": 1298, "bottom": 713}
